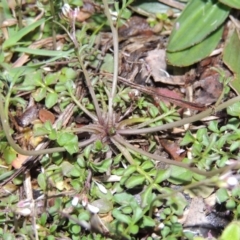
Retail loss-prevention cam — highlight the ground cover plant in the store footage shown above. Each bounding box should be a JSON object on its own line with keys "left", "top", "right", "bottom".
{"left": 1, "top": 0, "right": 240, "bottom": 239}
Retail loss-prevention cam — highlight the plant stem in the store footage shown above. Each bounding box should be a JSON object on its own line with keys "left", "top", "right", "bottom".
{"left": 118, "top": 96, "right": 240, "bottom": 135}
{"left": 102, "top": 0, "right": 119, "bottom": 126}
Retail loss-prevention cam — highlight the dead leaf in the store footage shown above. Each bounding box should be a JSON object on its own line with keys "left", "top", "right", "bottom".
{"left": 159, "top": 139, "right": 185, "bottom": 161}
{"left": 12, "top": 154, "right": 28, "bottom": 169}
{"left": 118, "top": 16, "right": 154, "bottom": 40}
{"left": 145, "top": 49, "right": 185, "bottom": 85}
{"left": 15, "top": 106, "right": 39, "bottom": 127}
{"left": 193, "top": 74, "right": 223, "bottom": 104}
{"left": 39, "top": 109, "right": 55, "bottom": 124}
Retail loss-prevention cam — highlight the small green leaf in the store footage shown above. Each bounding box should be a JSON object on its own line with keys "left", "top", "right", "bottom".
{"left": 169, "top": 166, "right": 192, "bottom": 184}
{"left": 33, "top": 87, "right": 47, "bottom": 102}
{"left": 112, "top": 209, "right": 132, "bottom": 224}
{"left": 141, "top": 187, "right": 154, "bottom": 208}
{"left": 227, "top": 102, "right": 240, "bottom": 117}
{"left": 141, "top": 160, "right": 154, "bottom": 171}
{"left": 141, "top": 216, "right": 155, "bottom": 227}
{"left": 132, "top": 206, "right": 143, "bottom": 223}
{"left": 220, "top": 221, "right": 240, "bottom": 240}
{"left": 180, "top": 131, "right": 195, "bottom": 145}
{"left": 57, "top": 132, "right": 78, "bottom": 154}
{"left": 208, "top": 120, "right": 220, "bottom": 133}
{"left": 90, "top": 158, "right": 112, "bottom": 173}
{"left": 129, "top": 224, "right": 139, "bottom": 234}
{"left": 226, "top": 199, "right": 236, "bottom": 210}
{"left": 84, "top": 144, "right": 92, "bottom": 159}
{"left": 37, "top": 173, "right": 47, "bottom": 191}
{"left": 122, "top": 165, "right": 137, "bottom": 177}
{"left": 3, "top": 147, "right": 16, "bottom": 164}
{"left": 39, "top": 212, "right": 48, "bottom": 225}
{"left": 100, "top": 54, "right": 114, "bottom": 73}
{"left": 216, "top": 188, "right": 229, "bottom": 203}
{"left": 45, "top": 92, "right": 58, "bottom": 108}
{"left": 61, "top": 161, "right": 74, "bottom": 177}
{"left": 155, "top": 168, "right": 171, "bottom": 184}
{"left": 149, "top": 105, "right": 159, "bottom": 118}
{"left": 114, "top": 192, "right": 136, "bottom": 205}
{"left": 71, "top": 225, "right": 81, "bottom": 234}
{"left": 70, "top": 164, "right": 82, "bottom": 177}
{"left": 125, "top": 174, "right": 145, "bottom": 188}
{"left": 44, "top": 73, "right": 58, "bottom": 85}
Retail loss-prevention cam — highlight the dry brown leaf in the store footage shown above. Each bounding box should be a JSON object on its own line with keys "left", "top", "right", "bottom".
{"left": 39, "top": 109, "right": 55, "bottom": 124}
{"left": 12, "top": 154, "right": 28, "bottom": 169}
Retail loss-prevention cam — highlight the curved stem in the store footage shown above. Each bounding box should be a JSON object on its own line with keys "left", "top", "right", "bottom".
{"left": 113, "top": 134, "right": 234, "bottom": 177}
{"left": 118, "top": 96, "right": 240, "bottom": 135}
{"left": 102, "top": 0, "right": 119, "bottom": 126}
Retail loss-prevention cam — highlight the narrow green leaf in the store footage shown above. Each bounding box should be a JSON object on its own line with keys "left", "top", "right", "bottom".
{"left": 14, "top": 47, "right": 72, "bottom": 57}
{"left": 167, "top": 0, "right": 230, "bottom": 52}
{"left": 125, "top": 174, "right": 145, "bottom": 188}
{"left": 223, "top": 30, "right": 240, "bottom": 94}
{"left": 132, "top": 207, "right": 143, "bottom": 224}
{"left": 114, "top": 192, "right": 135, "bottom": 205}
{"left": 37, "top": 173, "right": 47, "bottom": 191}
{"left": 3, "top": 18, "right": 46, "bottom": 49}
{"left": 112, "top": 209, "right": 132, "bottom": 224}
{"left": 141, "top": 187, "right": 153, "bottom": 208}
{"left": 219, "top": 0, "right": 240, "bottom": 9}
{"left": 167, "top": 26, "right": 223, "bottom": 66}
{"left": 90, "top": 158, "right": 112, "bottom": 173}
